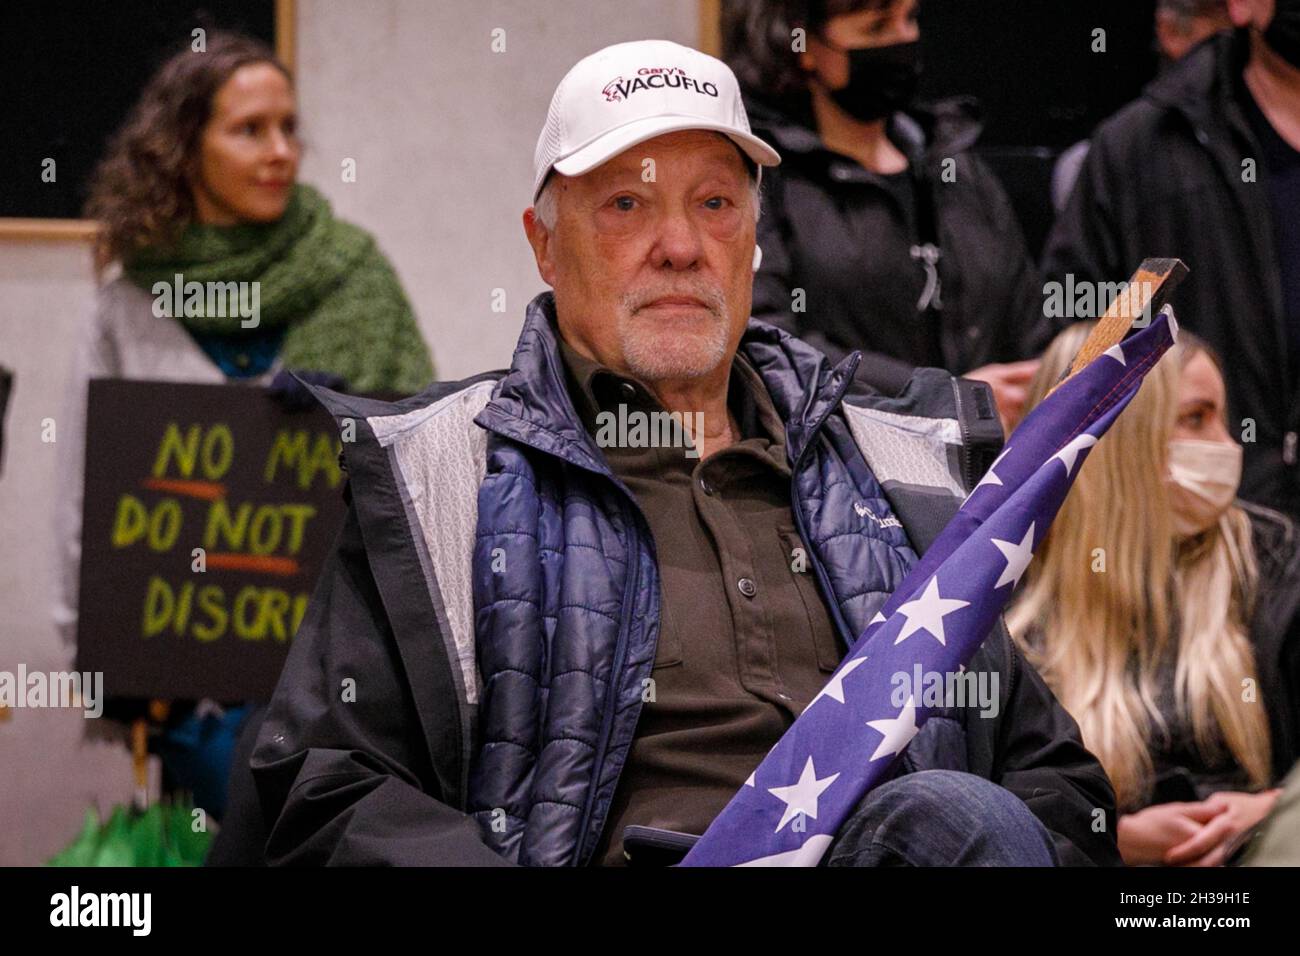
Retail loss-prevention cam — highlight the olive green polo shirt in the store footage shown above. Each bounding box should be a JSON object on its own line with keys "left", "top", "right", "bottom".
{"left": 556, "top": 338, "right": 843, "bottom": 866}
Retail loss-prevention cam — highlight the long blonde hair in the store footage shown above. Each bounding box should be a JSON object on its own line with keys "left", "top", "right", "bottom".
{"left": 1006, "top": 322, "right": 1267, "bottom": 810}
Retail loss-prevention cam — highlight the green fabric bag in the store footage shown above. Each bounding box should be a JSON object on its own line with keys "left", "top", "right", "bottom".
{"left": 47, "top": 799, "right": 214, "bottom": 867}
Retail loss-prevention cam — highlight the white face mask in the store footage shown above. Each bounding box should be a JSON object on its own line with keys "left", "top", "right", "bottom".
{"left": 1165, "top": 438, "right": 1242, "bottom": 536}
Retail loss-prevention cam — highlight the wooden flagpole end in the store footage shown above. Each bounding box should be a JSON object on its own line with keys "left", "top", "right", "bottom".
{"left": 1049, "top": 258, "right": 1188, "bottom": 395}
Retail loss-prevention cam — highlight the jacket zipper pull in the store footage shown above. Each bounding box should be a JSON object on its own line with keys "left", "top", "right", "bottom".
{"left": 911, "top": 243, "right": 943, "bottom": 312}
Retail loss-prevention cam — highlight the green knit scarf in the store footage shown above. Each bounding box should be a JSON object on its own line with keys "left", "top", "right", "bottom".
{"left": 124, "top": 183, "right": 435, "bottom": 394}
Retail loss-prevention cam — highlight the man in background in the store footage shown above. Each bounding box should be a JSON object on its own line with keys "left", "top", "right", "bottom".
{"left": 1044, "top": 0, "right": 1300, "bottom": 523}
{"left": 1051, "top": 1, "right": 1234, "bottom": 211}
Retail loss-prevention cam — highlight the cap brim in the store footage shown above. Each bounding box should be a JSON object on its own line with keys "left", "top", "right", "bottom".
{"left": 543, "top": 115, "right": 780, "bottom": 197}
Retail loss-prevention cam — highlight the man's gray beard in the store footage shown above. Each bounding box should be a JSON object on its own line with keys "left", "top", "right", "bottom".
{"left": 616, "top": 289, "right": 731, "bottom": 381}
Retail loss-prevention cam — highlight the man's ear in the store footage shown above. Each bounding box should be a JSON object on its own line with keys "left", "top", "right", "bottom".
{"left": 522, "top": 208, "right": 557, "bottom": 287}
{"left": 1224, "top": 0, "right": 1257, "bottom": 29}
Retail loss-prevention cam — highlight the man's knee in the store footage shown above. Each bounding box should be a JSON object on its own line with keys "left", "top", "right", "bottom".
{"left": 824, "top": 769, "right": 1059, "bottom": 867}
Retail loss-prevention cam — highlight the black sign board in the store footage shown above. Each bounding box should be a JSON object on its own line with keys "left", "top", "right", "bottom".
{"left": 75, "top": 379, "right": 346, "bottom": 701}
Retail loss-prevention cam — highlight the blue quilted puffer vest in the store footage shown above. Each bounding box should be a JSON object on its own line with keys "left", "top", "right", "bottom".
{"left": 468, "top": 293, "right": 917, "bottom": 866}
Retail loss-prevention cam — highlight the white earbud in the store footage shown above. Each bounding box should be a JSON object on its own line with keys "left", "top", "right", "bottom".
{"left": 752, "top": 245, "right": 763, "bottom": 273}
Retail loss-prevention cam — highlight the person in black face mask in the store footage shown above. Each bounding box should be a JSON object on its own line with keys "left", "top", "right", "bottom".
{"left": 725, "top": 0, "right": 1051, "bottom": 434}
{"left": 1043, "top": 0, "right": 1300, "bottom": 526}
{"left": 821, "top": 33, "right": 923, "bottom": 123}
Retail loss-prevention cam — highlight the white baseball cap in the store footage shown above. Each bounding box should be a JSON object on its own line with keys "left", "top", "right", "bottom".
{"left": 532, "top": 39, "right": 781, "bottom": 202}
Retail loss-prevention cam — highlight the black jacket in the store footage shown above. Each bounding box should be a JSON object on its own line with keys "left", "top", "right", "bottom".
{"left": 748, "top": 95, "right": 1052, "bottom": 395}
{"left": 1043, "top": 30, "right": 1300, "bottom": 521}
{"left": 1244, "top": 502, "right": 1300, "bottom": 786}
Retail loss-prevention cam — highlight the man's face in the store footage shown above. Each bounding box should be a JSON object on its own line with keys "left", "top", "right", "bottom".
{"left": 523, "top": 129, "right": 756, "bottom": 384}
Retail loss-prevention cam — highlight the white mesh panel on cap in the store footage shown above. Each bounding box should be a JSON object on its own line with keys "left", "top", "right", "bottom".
{"left": 534, "top": 71, "right": 570, "bottom": 199}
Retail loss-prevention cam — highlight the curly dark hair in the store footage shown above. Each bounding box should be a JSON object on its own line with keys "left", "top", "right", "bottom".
{"left": 84, "top": 31, "right": 292, "bottom": 272}
{"left": 723, "top": 0, "right": 895, "bottom": 117}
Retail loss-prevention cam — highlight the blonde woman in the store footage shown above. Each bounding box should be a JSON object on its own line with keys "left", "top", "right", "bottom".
{"left": 1007, "top": 321, "right": 1300, "bottom": 866}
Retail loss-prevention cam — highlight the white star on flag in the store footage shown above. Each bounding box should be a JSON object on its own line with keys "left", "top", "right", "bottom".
{"left": 1050, "top": 434, "right": 1098, "bottom": 476}
{"left": 804, "top": 655, "right": 868, "bottom": 711}
{"left": 990, "top": 521, "right": 1036, "bottom": 590}
{"left": 767, "top": 756, "right": 840, "bottom": 833}
{"left": 1104, "top": 343, "right": 1126, "bottom": 366}
{"left": 894, "top": 576, "right": 970, "bottom": 646}
{"left": 866, "top": 695, "right": 920, "bottom": 761}
{"left": 736, "top": 835, "right": 836, "bottom": 866}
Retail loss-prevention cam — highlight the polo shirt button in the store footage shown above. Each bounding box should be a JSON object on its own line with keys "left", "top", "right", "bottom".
{"left": 619, "top": 382, "right": 637, "bottom": 401}
{"left": 700, "top": 476, "right": 715, "bottom": 496}
{"left": 737, "top": 577, "right": 757, "bottom": 598}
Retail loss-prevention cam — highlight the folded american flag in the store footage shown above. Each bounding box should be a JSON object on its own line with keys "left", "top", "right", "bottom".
{"left": 678, "top": 307, "right": 1179, "bottom": 867}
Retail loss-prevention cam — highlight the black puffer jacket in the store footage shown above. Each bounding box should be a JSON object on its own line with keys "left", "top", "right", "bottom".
{"left": 1043, "top": 30, "right": 1300, "bottom": 521}
{"left": 748, "top": 95, "right": 1052, "bottom": 395}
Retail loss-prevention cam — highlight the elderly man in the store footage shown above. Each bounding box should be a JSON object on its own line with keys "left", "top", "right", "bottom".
{"left": 250, "top": 40, "right": 1119, "bottom": 867}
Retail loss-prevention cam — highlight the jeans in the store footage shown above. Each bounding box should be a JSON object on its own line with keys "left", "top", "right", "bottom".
{"left": 821, "top": 769, "right": 1059, "bottom": 867}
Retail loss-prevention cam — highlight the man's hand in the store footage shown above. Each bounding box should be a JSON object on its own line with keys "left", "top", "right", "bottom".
{"left": 1117, "top": 800, "right": 1226, "bottom": 866}
{"left": 962, "top": 360, "right": 1041, "bottom": 435}
{"left": 1162, "top": 789, "right": 1282, "bottom": 867}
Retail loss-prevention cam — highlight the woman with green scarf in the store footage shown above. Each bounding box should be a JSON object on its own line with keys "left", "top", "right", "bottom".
{"left": 53, "top": 31, "right": 434, "bottom": 840}
{"left": 121, "top": 179, "right": 435, "bottom": 395}
{"left": 80, "top": 30, "right": 433, "bottom": 394}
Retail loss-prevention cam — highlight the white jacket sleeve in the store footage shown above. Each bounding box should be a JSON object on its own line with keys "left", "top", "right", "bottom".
{"left": 52, "top": 298, "right": 118, "bottom": 650}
